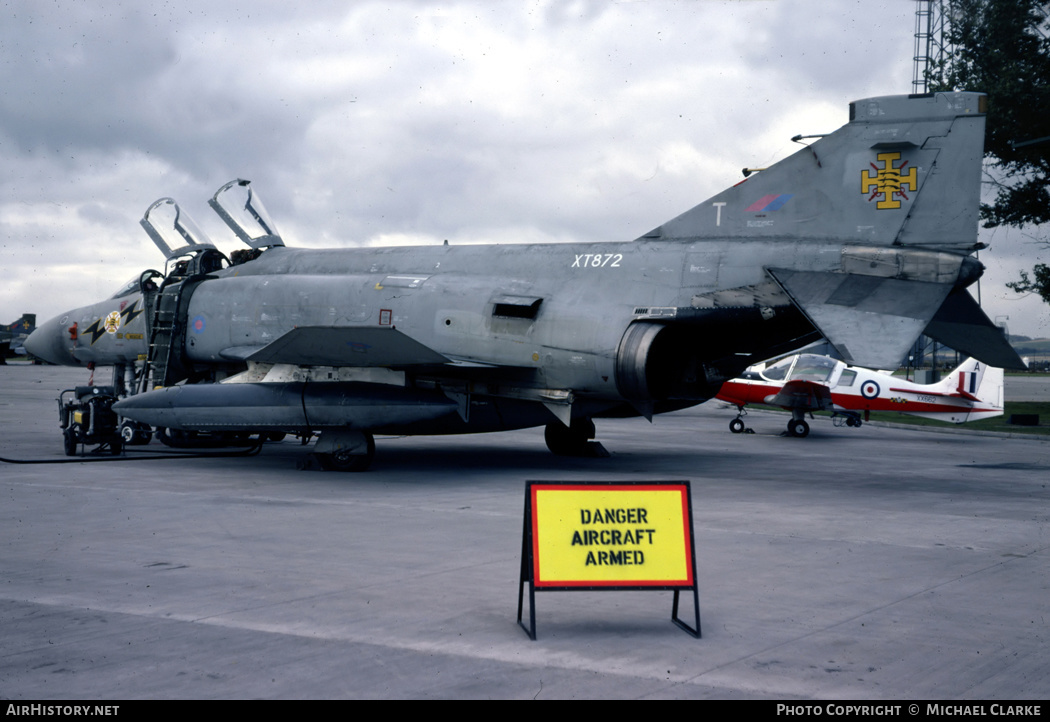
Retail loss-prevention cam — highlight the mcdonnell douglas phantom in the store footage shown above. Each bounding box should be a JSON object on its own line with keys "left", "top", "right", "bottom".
{"left": 25, "top": 92, "right": 1025, "bottom": 470}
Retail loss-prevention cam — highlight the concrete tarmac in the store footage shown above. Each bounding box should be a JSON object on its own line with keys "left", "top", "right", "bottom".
{"left": 2, "top": 364, "right": 1049, "bottom": 699}
{"left": 1005, "top": 374, "right": 1050, "bottom": 402}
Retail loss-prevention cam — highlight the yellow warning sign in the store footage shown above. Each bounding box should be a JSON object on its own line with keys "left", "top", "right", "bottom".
{"left": 529, "top": 483, "right": 693, "bottom": 588}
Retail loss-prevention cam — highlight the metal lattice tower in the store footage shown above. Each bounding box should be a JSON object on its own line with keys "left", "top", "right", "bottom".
{"left": 913, "top": 0, "right": 954, "bottom": 93}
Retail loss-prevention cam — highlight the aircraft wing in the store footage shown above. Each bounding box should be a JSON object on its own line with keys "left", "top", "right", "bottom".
{"left": 763, "top": 379, "right": 833, "bottom": 412}
{"left": 221, "top": 326, "right": 451, "bottom": 367}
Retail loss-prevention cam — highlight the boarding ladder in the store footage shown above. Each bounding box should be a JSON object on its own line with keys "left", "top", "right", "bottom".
{"left": 139, "top": 248, "right": 225, "bottom": 392}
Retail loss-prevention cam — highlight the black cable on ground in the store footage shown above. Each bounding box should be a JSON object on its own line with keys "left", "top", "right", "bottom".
{"left": 0, "top": 444, "right": 263, "bottom": 465}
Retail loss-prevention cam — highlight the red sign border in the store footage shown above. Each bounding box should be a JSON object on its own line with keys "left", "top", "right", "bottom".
{"left": 528, "top": 481, "right": 695, "bottom": 590}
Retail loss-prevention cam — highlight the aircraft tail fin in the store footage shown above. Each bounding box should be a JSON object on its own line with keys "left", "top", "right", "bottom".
{"left": 947, "top": 357, "right": 1004, "bottom": 408}
{"left": 973, "top": 365, "right": 1005, "bottom": 416}
{"left": 923, "top": 357, "right": 1004, "bottom": 422}
{"left": 3, "top": 313, "right": 36, "bottom": 334}
{"left": 933, "top": 357, "right": 986, "bottom": 401}
{"left": 2, "top": 314, "right": 37, "bottom": 360}
{"left": 638, "top": 92, "right": 986, "bottom": 252}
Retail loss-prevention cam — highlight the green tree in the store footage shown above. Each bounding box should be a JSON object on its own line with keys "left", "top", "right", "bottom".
{"left": 929, "top": 1, "right": 1050, "bottom": 302}
{"left": 932, "top": 0, "right": 1050, "bottom": 227}
{"left": 1008, "top": 263, "right": 1050, "bottom": 303}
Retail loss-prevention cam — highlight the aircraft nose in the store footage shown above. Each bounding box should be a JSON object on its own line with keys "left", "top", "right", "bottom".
{"left": 23, "top": 315, "right": 80, "bottom": 366}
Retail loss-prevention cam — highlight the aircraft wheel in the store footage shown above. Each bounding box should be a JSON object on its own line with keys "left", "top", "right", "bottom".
{"left": 120, "top": 421, "right": 152, "bottom": 445}
{"left": 846, "top": 416, "right": 861, "bottom": 428}
{"left": 63, "top": 428, "right": 78, "bottom": 457}
{"left": 318, "top": 433, "right": 375, "bottom": 472}
{"left": 729, "top": 418, "right": 745, "bottom": 434}
{"left": 787, "top": 419, "right": 810, "bottom": 438}
{"left": 157, "top": 428, "right": 194, "bottom": 448}
{"left": 109, "top": 436, "right": 124, "bottom": 456}
{"left": 545, "top": 418, "right": 596, "bottom": 456}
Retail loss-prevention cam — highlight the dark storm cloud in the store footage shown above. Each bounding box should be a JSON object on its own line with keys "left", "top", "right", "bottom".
{"left": 0, "top": 6, "right": 177, "bottom": 156}
{"left": 3, "top": 1, "right": 1041, "bottom": 336}
{"left": 0, "top": 2, "right": 341, "bottom": 180}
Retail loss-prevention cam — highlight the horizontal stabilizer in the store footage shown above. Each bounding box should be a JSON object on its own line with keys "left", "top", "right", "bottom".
{"left": 888, "top": 385, "right": 978, "bottom": 401}
{"left": 922, "top": 290, "right": 1027, "bottom": 370}
{"left": 231, "top": 326, "right": 450, "bottom": 367}
{"left": 768, "top": 268, "right": 953, "bottom": 370}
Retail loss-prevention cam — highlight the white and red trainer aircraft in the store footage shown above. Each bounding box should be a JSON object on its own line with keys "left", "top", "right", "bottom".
{"left": 715, "top": 353, "right": 1005, "bottom": 437}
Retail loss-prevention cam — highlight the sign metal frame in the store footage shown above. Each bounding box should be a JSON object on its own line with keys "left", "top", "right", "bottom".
{"left": 517, "top": 479, "right": 700, "bottom": 640}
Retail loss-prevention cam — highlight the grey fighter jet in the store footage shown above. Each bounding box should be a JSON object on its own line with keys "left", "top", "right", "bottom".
{"left": 25, "top": 92, "right": 1024, "bottom": 470}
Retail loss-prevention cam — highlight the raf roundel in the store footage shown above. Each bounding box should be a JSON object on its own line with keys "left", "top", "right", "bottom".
{"left": 861, "top": 380, "right": 880, "bottom": 399}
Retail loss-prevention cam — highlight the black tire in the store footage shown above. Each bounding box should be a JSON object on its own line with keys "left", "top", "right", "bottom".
{"left": 729, "top": 418, "right": 745, "bottom": 434}
{"left": 544, "top": 418, "right": 596, "bottom": 456}
{"left": 157, "top": 427, "right": 188, "bottom": 447}
{"left": 63, "top": 428, "right": 78, "bottom": 457}
{"left": 788, "top": 419, "right": 810, "bottom": 438}
{"left": 120, "top": 421, "right": 152, "bottom": 445}
{"left": 318, "top": 433, "right": 375, "bottom": 472}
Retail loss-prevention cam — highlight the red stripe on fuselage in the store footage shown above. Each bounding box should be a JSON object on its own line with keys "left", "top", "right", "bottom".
{"left": 716, "top": 380, "right": 784, "bottom": 407}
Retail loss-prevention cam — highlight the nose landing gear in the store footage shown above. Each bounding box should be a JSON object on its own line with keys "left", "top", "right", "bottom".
{"left": 728, "top": 407, "right": 755, "bottom": 435}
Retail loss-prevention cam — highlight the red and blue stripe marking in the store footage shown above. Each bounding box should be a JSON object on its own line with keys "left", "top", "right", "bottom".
{"left": 745, "top": 194, "right": 794, "bottom": 212}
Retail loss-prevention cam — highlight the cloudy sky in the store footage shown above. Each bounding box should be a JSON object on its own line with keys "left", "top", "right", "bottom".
{"left": 2, "top": 0, "right": 1046, "bottom": 338}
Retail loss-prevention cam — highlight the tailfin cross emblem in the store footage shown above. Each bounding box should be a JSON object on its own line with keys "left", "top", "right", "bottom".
{"left": 861, "top": 152, "right": 918, "bottom": 210}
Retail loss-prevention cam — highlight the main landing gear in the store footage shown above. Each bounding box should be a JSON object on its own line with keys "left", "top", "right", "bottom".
{"left": 833, "top": 413, "right": 863, "bottom": 428}
{"left": 731, "top": 408, "right": 860, "bottom": 437}
{"left": 786, "top": 417, "right": 810, "bottom": 438}
{"left": 728, "top": 407, "right": 809, "bottom": 437}
{"left": 119, "top": 420, "right": 153, "bottom": 446}
{"left": 313, "top": 430, "right": 376, "bottom": 472}
{"left": 544, "top": 418, "right": 609, "bottom": 457}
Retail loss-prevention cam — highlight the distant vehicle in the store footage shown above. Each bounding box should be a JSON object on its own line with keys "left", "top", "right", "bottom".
{"left": 716, "top": 353, "right": 1004, "bottom": 437}
{"left": 0, "top": 314, "right": 36, "bottom": 362}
